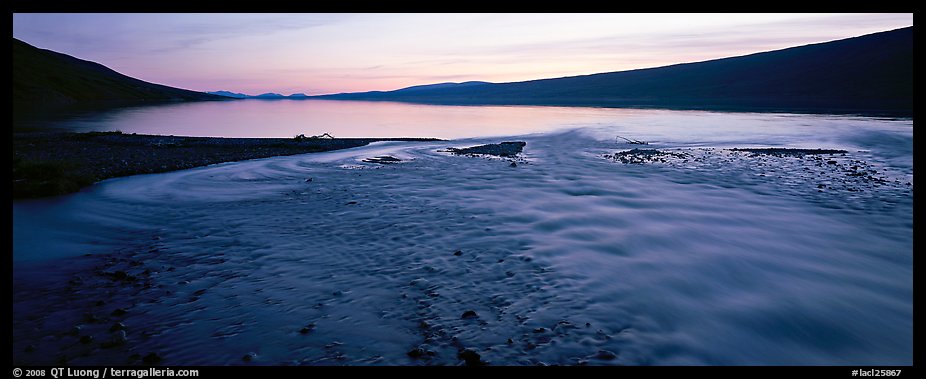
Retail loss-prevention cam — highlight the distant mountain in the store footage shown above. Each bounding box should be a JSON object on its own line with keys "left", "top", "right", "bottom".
{"left": 13, "top": 38, "right": 227, "bottom": 109}
{"left": 315, "top": 27, "right": 912, "bottom": 115}
{"left": 207, "top": 91, "right": 313, "bottom": 99}
{"left": 319, "top": 81, "right": 492, "bottom": 99}
{"left": 253, "top": 93, "right": 286, "bottom": 99}
{"left": 207, "top": 90, "right": 249, "bottom": 99}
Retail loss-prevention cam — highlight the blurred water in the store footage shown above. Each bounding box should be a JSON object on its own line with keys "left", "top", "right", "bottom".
{"left": 12, "top": 104, "right": 912, "bottom": 365}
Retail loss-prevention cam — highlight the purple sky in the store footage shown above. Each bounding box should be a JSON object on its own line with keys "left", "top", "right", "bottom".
{"left": 12, "top": 13, "right": 913, "bottom": 95}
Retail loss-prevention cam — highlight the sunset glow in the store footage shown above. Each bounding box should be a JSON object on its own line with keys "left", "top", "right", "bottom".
{"left": 12, "top": 13, "right": 913, "bottom": 95}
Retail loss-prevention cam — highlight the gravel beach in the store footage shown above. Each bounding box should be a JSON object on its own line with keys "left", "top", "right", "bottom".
{"left": 13, "top": 131, "right": 440, "bottom": 198}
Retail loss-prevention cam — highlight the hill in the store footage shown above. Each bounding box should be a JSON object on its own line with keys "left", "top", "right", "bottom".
{"left": 13, "top": 38, "right": 227, "bottom": 109}
{"left": 316, "top": 27, "right": 912, "bottom": 115}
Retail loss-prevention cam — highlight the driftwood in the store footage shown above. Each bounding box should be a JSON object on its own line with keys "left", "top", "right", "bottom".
{"left": 616, "top": 135, "right": 647, "bottom": 145}
{"left": 295, "top": 132, "right": 335, "bottom": 140}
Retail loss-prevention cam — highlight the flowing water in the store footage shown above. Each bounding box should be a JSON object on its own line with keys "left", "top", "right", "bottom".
{"left": 13, "top": 101, "right": 913, "bottom": 365}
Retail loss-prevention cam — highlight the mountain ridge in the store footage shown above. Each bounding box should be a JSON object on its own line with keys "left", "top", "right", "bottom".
{"left": 314, "top": 27, "right": 912, "bottom": 115}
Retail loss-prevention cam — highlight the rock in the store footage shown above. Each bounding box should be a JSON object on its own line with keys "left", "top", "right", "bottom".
{"left": 95, "top": 300, "right": 106, "bottom": 306}
{"left": 461, "top": 310, "right": 479, "bottom": 319}
{"left": 453, "top": 250, "right": 463, "bottom": 256}
{"left": 457, "top": 348, "right": 484, "bottom": 366}
{"left": 407, "top": 347, "right": 426, "bottom": 358}
{"left": 363, "top": 156, "right": 402, "bottom": 164}
{"left": 509, "top": 162, "right": 517, "bottom": 167}
{"left": 79, "top": 335, "right": 94, "bottom": 344}
{"left": 594, "top": 349, "right": 618, "bottom": 360}
{"left": 448, "top": 141, "right": 526, "bottom": 157}
{"left": 418, "top": 321, "right": 430, "bottom": 330}
{"left": 25, "top": 344, "right": 36, "bottom": 353}
{"left": 505, "top": 271, "right": 515, "bottom": 277}
{"left": 142, "top": 352, "right": 162, "bottom": 364}
{"left": 111, "top": 308, "right": 127, "bottom": 316}
{"left": 110, "top": 322, "right": 127, "bottom": 332}
{"left": 305, "top": 178, "right": 313, "bottom": 182}
{"left": 193, "top": 289, "right": 207, "bottom": 296}
{"left": 506, "top": 338, "right": 514, "bottom": 344}
{"left": 346, "top": 201, "right": 358, "bottom": 205}
{"left": 242, "top": 352, "right": 257, "bottom": 362}
{"left": 70, "top": 325, "right": 83, "bottom": 336}
{"left": 533, "top": 327, "right": 547, "bottom": 333}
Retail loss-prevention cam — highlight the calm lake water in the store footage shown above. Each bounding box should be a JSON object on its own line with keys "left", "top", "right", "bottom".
{"left": 13, "top": 100, "right": 913, "bottom": 365}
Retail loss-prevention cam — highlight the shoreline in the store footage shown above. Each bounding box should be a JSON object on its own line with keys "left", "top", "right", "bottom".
{"left": 13, "top": 131, "right": 442, "bottom": 199}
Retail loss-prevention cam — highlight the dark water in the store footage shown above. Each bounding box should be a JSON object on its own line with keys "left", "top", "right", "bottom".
{"left": 12, "top": 102, "right": 913, "bottom": 365}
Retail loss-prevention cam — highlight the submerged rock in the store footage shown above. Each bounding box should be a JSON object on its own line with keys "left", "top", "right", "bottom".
{"left": 457, "top": 348, "right": 484, "bottom": 366}
{"left": 407, "top": 346, "right": 435, "bottom": 359}
{"left": 593, "top": 349, "right": 618, "bottom": 361}
{"left": 299, "top": 323, "right": 316, "bottom": 334}
{"left": 100, "top": 331, "right": 127, "bottom": 348}
{"left": 142, "top": 352, "right": 162, "bottom": 364}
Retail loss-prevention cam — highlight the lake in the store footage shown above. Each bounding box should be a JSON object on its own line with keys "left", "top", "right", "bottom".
{"left": 13, "top": 100, "right": 913, "bottom": 365}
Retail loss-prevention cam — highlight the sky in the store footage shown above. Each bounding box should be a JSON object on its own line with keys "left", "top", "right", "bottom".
{"left": 12, "top": 13, "right": 913, "bottom": 96}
